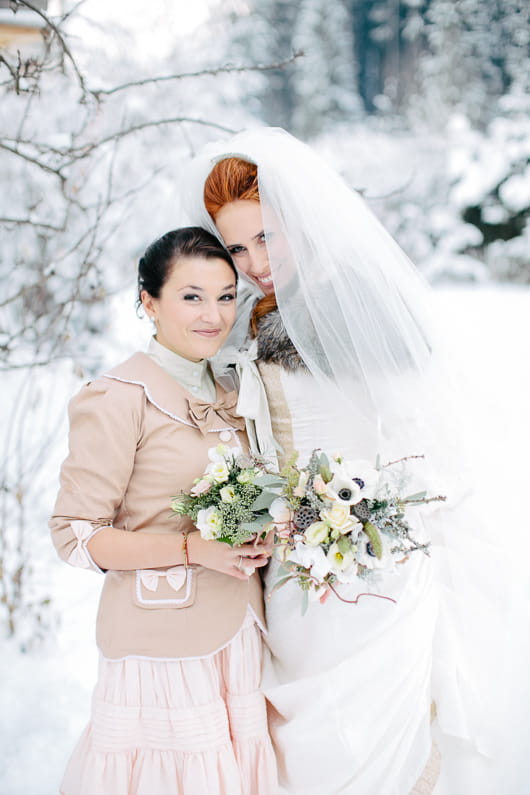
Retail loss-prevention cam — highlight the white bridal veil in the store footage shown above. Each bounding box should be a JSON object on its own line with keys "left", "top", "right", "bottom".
{"left": 181, "top": 127, "right": 530, "bottom": 793}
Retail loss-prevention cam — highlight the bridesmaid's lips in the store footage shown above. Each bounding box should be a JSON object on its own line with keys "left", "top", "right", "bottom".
{"left": 194, "top": 329, "right": 222, "bottom": 337}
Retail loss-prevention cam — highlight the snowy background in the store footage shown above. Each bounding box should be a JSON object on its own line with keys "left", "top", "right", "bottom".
{"left": 0, "top": 1, "right": 529, "bottom": 792}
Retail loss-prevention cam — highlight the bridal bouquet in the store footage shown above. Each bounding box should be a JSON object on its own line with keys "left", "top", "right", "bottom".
{"left": 170, "top": 444, "right": 282, "bottom": 546}
{"left": 269, "top": 451, "right": 444, "bottom": 609}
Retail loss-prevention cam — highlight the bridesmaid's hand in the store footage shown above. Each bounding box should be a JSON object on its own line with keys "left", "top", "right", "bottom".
{"left": 187, "top": 533, "right": 271, "bottom": 580}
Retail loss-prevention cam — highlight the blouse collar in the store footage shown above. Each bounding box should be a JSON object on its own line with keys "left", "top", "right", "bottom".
{"left": 147, "top": 336, "right": 215, "bottom": 402}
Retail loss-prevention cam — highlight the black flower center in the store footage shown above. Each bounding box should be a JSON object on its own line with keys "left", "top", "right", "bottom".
{"left": 352, "top": 478, "right": 365, "bottom": 489}
{"left": 338, "top": 488, "right": 353, "bottom": 500}
{"left": 366, "top": 542, "right": 376, "bottom": 557}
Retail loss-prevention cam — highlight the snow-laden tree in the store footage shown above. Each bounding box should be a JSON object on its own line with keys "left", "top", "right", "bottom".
{"left": 0, "top": 1, "right": 270, "bottom": 645}
{"left": 419, "top": 0, "right": 530, "bottom": 126}
{"left": 291, "top": 0, "right": 360, "bottom": 136}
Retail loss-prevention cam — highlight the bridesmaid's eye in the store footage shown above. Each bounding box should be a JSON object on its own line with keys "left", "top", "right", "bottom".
{"left": 183, "top": 294, "right": 201, "bottom": 301}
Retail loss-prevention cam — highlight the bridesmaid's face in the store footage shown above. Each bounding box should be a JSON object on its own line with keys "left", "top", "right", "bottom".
{"left": 215, "top": 200, "right": 276, "bottom": 296}
{"left": 141, "top": 256, "right": 237, "bottom": 362}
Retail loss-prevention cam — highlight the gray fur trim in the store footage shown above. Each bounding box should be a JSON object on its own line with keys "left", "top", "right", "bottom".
{"left": 256, "top": 310, "right": 307, "bottom": 372}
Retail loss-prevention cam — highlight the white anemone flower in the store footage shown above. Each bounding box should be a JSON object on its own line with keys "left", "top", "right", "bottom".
{"left": 327, "top": 459, "right": 380, "bottom": 503}
{"left": 356, "top": 530, "right": 395, "bottom": 571}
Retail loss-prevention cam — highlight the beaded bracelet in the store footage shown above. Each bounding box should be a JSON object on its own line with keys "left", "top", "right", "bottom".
{"left": 182, "top": 531, "right": 191, "bottom": 568}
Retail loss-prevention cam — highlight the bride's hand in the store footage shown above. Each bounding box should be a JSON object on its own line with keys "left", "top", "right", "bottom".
{"left": 187, "top": 533, "right": 271, "bottom": 580}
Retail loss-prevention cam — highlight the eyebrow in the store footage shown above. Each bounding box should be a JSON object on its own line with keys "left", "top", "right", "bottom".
{"left": 179, "top": 284, "right": 236, "bottom": 291}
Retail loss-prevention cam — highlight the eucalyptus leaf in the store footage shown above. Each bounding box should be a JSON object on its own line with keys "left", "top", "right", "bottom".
{"left": 403, "top": 491, "right": 427, "bottom": 502}
{"left": 249, "top": 491, "right": 277, "bottom": 511}
{"left": 270, "top": 575, "right": 293, "bottom": 593}
{"left": 254, "top": 474, "right": 285, "bottom": 487}
{"left": 239, "top": 519, "right": 269, "bottom": 532}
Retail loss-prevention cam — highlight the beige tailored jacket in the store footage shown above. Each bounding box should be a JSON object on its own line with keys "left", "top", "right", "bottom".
{"left": 50, "top": 353, "right": 265, "bottom": 660}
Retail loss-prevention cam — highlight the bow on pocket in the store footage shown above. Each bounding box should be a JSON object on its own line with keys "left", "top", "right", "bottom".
{"left": 139, "top": 566, "right": 188, "bottom": 593}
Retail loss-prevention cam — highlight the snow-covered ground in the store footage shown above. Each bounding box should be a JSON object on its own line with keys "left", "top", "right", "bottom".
{"left": 0, "top": 283, "right": 529, "bottom": 795}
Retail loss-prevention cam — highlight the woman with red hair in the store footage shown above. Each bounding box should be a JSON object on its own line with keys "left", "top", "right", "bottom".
{"left": 182, "top": 128, "right": 529, "bottom": 795}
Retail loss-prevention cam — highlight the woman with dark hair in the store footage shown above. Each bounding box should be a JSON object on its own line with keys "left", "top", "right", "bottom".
{"left": 50, "top": 227, "right": 277, "bottom": 795}
{"left": 182, "top": 129, "right": 529, "bottom": 795}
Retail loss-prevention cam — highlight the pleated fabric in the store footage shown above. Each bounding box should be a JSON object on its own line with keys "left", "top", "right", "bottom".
{"left": 60, "top": 612, "right": 277, "bottom": 795}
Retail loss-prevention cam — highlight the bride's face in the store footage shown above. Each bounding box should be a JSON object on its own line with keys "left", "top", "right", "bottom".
{"left": 215, "top": 200, "right": 275, "bottom": 296}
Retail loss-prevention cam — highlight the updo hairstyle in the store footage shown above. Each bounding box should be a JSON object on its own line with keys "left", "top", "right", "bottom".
{"left": 137, "top": 226, "right": 237, "bottom": 309}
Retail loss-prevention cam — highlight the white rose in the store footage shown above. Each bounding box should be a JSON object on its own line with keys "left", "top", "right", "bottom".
{"left": 196, "top": 506, "right": 223, "bottom": 540}
{"left": 206, "top": 461, "right": 230, "bottom": 484}
{"left": 220, "top": 485, "right": 237, "bottom": 503}
{"left": 321, "top": 503, "right": 361, "bottom": 534}
{"left": 304, "top": 521, "right": 330, "bottom": 547}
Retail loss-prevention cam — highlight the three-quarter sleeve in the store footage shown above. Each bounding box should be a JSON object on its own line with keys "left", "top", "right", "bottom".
{"left": 49, "top": 379, "right": 142, "bottom": 571}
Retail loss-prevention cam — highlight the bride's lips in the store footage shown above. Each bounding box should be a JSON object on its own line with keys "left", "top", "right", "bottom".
{"left": 253, "top": 273, "right": 274, "bottom": 289}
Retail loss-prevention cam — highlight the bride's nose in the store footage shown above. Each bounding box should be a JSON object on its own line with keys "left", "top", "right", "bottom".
{"left": 248, "top": 248, "right": 270, "bottom": 275}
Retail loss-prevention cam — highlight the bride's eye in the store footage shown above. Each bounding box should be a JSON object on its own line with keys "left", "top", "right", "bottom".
{"left": 228, "top": 245, "right": 245, "bottom": 256}
{"left": 183, "top": 294, "right": 201, "bottom": 301}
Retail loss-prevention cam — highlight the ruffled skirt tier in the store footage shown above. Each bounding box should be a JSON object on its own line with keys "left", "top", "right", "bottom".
{"left": 60, "top": 613, "right": 277, "bottom": 794}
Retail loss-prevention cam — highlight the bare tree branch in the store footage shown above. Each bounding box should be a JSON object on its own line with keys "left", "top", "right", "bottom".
{"left": 0, "top": 140, "right": 65, "bottom": 181}
{"left": 91, "top": 50, "right": 305, "bottom": 98}
{"left": 0, "top": 216, "right": 64, "bottom": 231}
{"left": 15, "top": 0, "right": 88, "bottom": 96}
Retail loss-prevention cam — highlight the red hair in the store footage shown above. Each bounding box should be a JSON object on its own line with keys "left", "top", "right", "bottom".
{"left": 204, "top": 157, "right": 277, "bottom": 334}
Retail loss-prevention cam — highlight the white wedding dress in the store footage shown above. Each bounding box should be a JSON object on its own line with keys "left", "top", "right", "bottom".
{"left": 258, "top": 361, "right": 440, "bottom": 795}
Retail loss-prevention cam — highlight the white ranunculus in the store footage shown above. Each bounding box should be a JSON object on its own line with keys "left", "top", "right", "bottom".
{"left": 196, "top": 506, "right": 223, "bottom": 540}
{"left": 220, "top": 485, "right": 237, "bottom": 503}
{"left": 289, "top": 541, "right": 331, "bottom": 581}
{"left": 205, "top": 460, "right": 230, "bottom": 484}
{"left": 304, "top": 521, "right": 330, "bottom": 547}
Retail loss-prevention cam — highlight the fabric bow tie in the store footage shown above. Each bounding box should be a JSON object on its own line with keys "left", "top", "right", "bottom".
{"left": 187, "top": 390, "right": 246, "bottom": 435}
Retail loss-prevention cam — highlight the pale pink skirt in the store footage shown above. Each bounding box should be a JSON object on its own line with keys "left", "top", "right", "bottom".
{"left": 60, "top": 612, "right": 277, "bottom": 795}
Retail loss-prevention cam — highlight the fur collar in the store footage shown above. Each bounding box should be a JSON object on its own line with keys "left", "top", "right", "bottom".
{"left": 255, "top": 309, "right": 307, "bottom": 372}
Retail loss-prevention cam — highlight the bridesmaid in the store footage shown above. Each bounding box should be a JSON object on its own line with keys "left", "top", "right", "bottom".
{"left": 50, "top": 227, "right": 277, "bottom": 795}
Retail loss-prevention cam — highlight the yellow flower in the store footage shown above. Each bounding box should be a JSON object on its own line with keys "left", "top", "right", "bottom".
{"left": 304, "top": 521, "right": 330, "bottom": 546}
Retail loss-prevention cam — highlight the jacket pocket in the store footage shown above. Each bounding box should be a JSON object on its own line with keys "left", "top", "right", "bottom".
{"left": 133, "top": 565, "right": 196, "bottom": 609}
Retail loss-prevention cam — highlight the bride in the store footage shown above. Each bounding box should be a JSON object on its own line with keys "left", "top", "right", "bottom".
{"left": 181, "top": 127, "right": 529, "bottom": 795}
